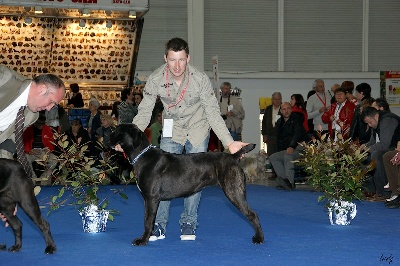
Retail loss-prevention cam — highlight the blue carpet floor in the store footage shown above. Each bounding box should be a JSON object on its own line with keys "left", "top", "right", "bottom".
{"left": 1, "top": 184, "right": 399, "bottom": 266}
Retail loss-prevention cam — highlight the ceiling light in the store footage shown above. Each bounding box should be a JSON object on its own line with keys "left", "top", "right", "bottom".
{"left": 128, "top": 11, "right": 136, "bottom": 18}
{"left": 79, "top": 19, "right": 86, "bottom": 27}
{"left": 81, "top": 8, "right": 90, "bottom": 17}
{"left": 24, "top": 17, "right": 32, "bottom": 25}
{"left": 34, "top": 6, "right": 43, "bottom": 14}
{"left": 106, "top": 20, "right": 112, "bottom": 28}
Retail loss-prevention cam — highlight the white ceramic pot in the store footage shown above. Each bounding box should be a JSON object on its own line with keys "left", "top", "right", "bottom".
{"left": 79, "top": 204, "right": 109, "bottom": 233}
{"left": 328, "top": 200, "right": 357, "bottom": 225}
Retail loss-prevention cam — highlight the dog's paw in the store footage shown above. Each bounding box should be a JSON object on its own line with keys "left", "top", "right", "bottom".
{"left": 0, "top": 244, "right": 6, "bottom": 251}
{"left": 252, "top": 235, "right": 264, "bottom": 244}
{"left": 45, "top": 245, "right": 56, "bottom": 254}
{"left": 8, "top": 244, "right": 22, "bottom": 252}
{"left": 132, "top": 238, "right": 148, "bottom": 246}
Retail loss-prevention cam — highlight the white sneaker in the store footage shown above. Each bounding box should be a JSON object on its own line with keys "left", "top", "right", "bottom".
{"left": 386, "top": 195, "right": 398, "bottom": 202}
{"left": 384, "top": 182, "right": 390, "bottom": 189}
{"left": 180, "top": 223, "right": 196, "bottom": 241}
{"left": 149, "top": 223, "right": 165, "bottom": 241}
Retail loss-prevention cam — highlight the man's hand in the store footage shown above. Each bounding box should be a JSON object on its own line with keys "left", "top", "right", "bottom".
{"left": 1, "top": 206, "right": 17, "bottom": 227}
{"left": 228, "top": 141, "right": 249, "bottom": 155}
{"left": 113, "top": 144, "right": 124, "bottom": 153}
{"left": 319, "top": 106, "right": 328, "bottom": 113}
{"left": 286, "top": 147, "right": 294, "bottom": 155}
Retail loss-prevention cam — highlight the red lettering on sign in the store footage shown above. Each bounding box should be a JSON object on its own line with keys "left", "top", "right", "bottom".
{"left": 71, "top": 0, "right": 98, "bottom": 3}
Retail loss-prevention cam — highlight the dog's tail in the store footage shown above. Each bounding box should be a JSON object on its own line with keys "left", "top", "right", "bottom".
{"left": 232, "top": 143, "right": 256, "bottom": 159}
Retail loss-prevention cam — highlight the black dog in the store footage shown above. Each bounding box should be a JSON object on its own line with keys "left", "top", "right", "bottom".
{"left": 110, "top": 124, "right": 264, "bottom": 246}
{"left": 0, "top": 159, "right": 56, "bottom": 254}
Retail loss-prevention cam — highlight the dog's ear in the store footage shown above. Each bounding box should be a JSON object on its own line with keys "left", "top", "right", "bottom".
{"left": 112, "top": 124, "right": 149, "bottom": 151}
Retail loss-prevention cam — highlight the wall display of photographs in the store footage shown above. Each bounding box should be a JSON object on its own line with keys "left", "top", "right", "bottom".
{"left": 51, "top": 18, "right": 136, "bottom": 83}
{"left": 0, "top": 16, "right": 136, "bottom": 85}
{"left": 0, "top": 16, "right": 53, "bottom": 75}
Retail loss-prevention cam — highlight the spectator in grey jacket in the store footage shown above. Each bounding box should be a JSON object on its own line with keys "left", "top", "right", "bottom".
{"left": 118, "top": 88, "right": 137, "bottom": 124}
{"left": 362, "top": 107, "right": 400, "bottom": 200}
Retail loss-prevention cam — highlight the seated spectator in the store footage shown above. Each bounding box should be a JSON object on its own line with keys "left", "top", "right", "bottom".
{"left": 96, "top": 114, "right": 116, "bottom": 151}
{"left": 361, "top": 107, "right": 400, "bottom": 201}
{"left": 96, "top": 114, "right": 120, "bottom": 184}
{"left": 149, "top": 108, "right": 163, "bottom": 148}
{"left": 383, "top": 147, "right": 400, "bottom": 208}
{"left": 290, "top": 94, "right": 308, "bottom": 132}
{"left": 45, "top": 105, "right": 71, "bottom": 134}
{"left": 269, "top": 102, "right": 310, "bottom": 190}
{"left": 322, "top": 87, "right": 356, "bottom": 140}
{"left": 22, "top": 113, "right": 57, "bottom": 183}
{"left": 372, "top": 97, "right": 391, "bottom": 112}
{"left": 118, "top": 88, "right": 137, "bottom": 124}
{"left": 65, "top": 118, "right": 91, "bottom": 152}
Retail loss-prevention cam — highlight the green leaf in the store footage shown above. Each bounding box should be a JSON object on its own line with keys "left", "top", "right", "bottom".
{"left": 119, "top": 193, "right": 128, "bottom": 199}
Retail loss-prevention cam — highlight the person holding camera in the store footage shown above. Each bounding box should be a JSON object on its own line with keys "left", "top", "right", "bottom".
{"left": 219, "top": 82, "right": 245, "bottom": 141}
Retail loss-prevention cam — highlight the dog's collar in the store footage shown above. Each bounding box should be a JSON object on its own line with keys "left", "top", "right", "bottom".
{"left": 127, "top": 145, "right": 156, "bottom": 165}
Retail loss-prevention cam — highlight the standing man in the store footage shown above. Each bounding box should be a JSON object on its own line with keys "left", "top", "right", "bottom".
{"left": 269, "top": 102, "right": 310, "bottom": 190}
{"left": 127, "top": 38, "right": 248, "bottom": 241}
{"left": 261, "top": 92, "right": 282, "bottom": 157}
{"left": 0, "top": 65, "right": 65, "bottom": 160}
{"left": 306, "top": 79, "right": 329, "bottom": 137}
{"left": 0, "top": 65, "right": 65, "bottom": 225}
{"left": 219, "top": 82, "right": 245, "bottom": 141}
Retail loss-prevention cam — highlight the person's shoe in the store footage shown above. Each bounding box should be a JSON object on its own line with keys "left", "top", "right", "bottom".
{"left": 386, "top": 199, "right": 400, "bottom": 209}
{"left": 149, "top": 223, "right": 165, "bottom": 241}
{"left": 384, "top": 182, "right": 390, "bottom": 189}
{"left": 180, "top": 223, "right": 196, "bottom": 241}
{"left": 385, "top": 195, "right": 400, "bottom": 207}
{"left": 385, "top": 195, "right": 398, "bottom": 202}
{"left": 276, "top": 176, "right": 290, "bottom": 190}
{"left": 284, "top": 178, "right": 295, "bottom": 190}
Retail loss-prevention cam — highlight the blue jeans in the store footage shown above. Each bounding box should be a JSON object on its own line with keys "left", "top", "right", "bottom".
{"left": 229, "top": 130, "right": 239, "bottom": 141}
{"left": 156, "top": 134, "right": 210, "bottom": 231}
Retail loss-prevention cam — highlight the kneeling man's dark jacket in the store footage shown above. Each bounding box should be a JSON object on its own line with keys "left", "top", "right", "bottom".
{"left": 276, "top": 112, "right": 310, "bottom": 151}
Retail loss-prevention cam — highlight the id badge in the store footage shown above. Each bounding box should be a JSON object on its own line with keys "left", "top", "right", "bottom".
{"left": 163, "top": 118, "right": 173, "bottom": 138}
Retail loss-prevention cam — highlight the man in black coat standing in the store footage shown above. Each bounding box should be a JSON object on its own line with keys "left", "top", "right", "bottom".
{"left": 269, "top": 102, "right": 310, "bottom": 190}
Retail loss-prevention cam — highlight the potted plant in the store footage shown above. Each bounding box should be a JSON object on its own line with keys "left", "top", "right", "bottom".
{"left": 44, "top": 132, "right": 131, "bottom": 233}
{"left": 295, "top": 131, "right": 374, "bottom": 225}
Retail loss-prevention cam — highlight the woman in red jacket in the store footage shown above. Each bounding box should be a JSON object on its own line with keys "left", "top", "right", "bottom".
{"left": 322, "top": 87, "right": 356, "bottom": 140}
{"left": 22, "top": 114, "right": 56, "bottom": 184}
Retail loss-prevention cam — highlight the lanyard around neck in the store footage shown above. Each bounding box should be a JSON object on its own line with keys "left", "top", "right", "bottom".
{"left": 316, "top": 92, "right": 326, "bottom": 107}
{"left": 165, "top": 66, "right": 190, "bottom": 109}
